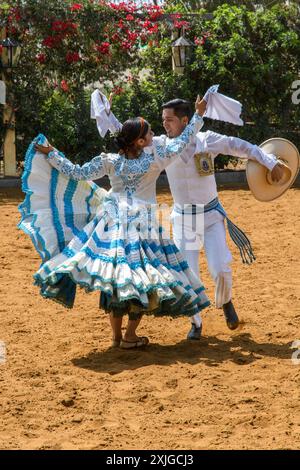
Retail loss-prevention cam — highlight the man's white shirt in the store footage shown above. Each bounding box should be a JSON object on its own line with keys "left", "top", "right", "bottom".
{"left": 159, "top": 130, "right": 278, "bottom": 206}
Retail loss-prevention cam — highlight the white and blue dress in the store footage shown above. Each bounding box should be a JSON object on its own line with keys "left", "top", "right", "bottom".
{"left": 18, "top": 113, "right": 210, "bottom": 319}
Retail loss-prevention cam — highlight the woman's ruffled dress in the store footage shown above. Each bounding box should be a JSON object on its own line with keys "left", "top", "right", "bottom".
{"left": 18, "top": 114, "right": 210, "bottom": 318}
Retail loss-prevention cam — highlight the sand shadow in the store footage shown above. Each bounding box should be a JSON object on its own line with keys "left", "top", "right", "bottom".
{"left": 72, "top": 333, "right": 294, "bottom": 375}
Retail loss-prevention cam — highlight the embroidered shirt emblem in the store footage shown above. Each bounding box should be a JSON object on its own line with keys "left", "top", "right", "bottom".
{"left": 194, "top": 152, "right": 214, "bottom": 176}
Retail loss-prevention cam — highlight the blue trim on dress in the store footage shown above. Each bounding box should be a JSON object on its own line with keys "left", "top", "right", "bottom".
{"left": 50, "top": 169, "right": 66, "bottom": 253}
{"left": 34, "top": 269, "right": 183, "bottom": 296}
{"left": 86, "top": 184, "right": 97, "bottom": 224}
{"left": 63, "top": 179, "right": 89, "bottom": 243}
{"left": 59, "top": 244, "right": 188, "bottom": 273}
{"left": 17, "top": 133, "right": 51, "bottom": 262}
{"left": 35, "top": 265, "right": 210, "bottom": 316}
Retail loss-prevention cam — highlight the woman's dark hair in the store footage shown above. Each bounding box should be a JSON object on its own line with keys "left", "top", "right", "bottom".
{"left": 161, "top": 99, "right": 193, "bottom": 120}
{"left": 115, "top": 117, "right": 149, "bottom": 154}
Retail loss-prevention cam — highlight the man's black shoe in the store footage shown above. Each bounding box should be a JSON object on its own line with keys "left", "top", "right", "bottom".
{"left": 223, "top": 300, "right": 239, "bottom": 330}
{"left": 187, "top": 323, "right": 202, "bottom": 340}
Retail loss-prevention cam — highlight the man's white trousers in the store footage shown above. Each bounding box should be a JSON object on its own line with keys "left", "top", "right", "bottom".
{"left": 172, "top": 209, "right": 232, "bottom": 327}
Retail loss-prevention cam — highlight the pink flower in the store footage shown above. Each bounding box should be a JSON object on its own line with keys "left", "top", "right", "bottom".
{"left": 109, "top": 2, "right": 136, "bottom": 13}
{"left": 51, "top": 21, "right": 66, "bottom": 32}
{"left": 111, "top": 33, "right": 121, "bottom": 43}
{"left": 141, "top": 21, "right": 158, "bottom": 34}
{"left": 9, "top": 7, "right": 21, "bottom": 22}
{"left": 112, "top": 86, "right": 124, "bottom": 95}
{"left": 140, "top": 33, "right": 147, "bottom": 44}
{"left": 170, "top": 14, "right": 182, "bottom": 20}
{"left": 127, "top": 31, "right": 138, "bottom": 43}
{"left": 7, "top": 26, "right": 17, "bottom": 35}
{"left": 42, "top": 36, "right": 62, "bottom": 48}
{"left": 121, "top": 40, "right": 132, "bottom": 50}
{"left": 145, "top": 5, "right": 164, "bottom": 21}
{"left": 51, "top": 21, "right": 78, "bottom": 34}
{"left": 142, "top": 20, "right": 152, "bottom": 29}
{"left": 66, "top": 51, "right": 80, "bottom": 63}
{"left": 126, "top": 14, "right": 134, "bottom": 21}
{"left": 60, "top": 80, "right": 69, "bottom": 92}
{"left": 96, "top": 42, "right": 110, "bottom": 55}
{"left": 70, "top": 3, "right": 83, "bottom": 11}
{"left": 36, "top": 53, "right": 47, "bottom": 63}
{"left": 147, "top": 25, "right": 158, "bottom": 35}
{"left": 173, "top": 20, "right": 190, "bottom": 29}
{"left": 195, "top": 37, "right": 206, "bottom": 46}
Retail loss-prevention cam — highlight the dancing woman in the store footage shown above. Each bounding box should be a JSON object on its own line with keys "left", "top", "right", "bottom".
{"left": 18, "top": 96, "right": 210, "bottom": 349}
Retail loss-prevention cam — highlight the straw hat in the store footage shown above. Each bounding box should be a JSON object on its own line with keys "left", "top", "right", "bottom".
{"left": 246, "top": 138, "right": 300, "bottom": 202}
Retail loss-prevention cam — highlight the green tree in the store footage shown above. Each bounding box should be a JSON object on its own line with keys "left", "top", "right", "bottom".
{"left": 1, "top": 1, "right": 299, "bottom": 169}
{"left": 166, "top": 0, "right": 300, "bottom": 12}
{"left": 116, "top": 3, "right": 300, "bottom": 167}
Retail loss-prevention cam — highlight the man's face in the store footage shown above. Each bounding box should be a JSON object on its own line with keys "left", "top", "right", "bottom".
{"left": 162, "top": 108, "right": 188, "bottom": 138}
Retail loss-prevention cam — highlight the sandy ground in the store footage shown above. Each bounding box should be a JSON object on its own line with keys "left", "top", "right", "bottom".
{"left": 0, "top": 186, "right": 300, "bottom": 450}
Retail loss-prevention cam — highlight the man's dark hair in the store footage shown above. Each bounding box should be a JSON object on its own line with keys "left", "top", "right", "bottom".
{"left": 161, "top": 99, "right": 193, "bottom": 120}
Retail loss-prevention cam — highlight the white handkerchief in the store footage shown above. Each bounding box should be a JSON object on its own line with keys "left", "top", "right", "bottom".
{"left": 91, "top": 89, "right": 122, "bottom": 137}
{"left": 203, "top": 84, "right": 244, "bottom": 126}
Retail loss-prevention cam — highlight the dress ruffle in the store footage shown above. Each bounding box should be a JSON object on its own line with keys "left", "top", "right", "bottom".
{"left": 18, "top": 135, "right": 210, "bottom": 318}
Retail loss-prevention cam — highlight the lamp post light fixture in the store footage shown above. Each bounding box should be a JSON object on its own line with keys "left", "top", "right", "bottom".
{"left": 0, "top": 37, "right": 22, "bottom": 70}
{"left": 171, "top": 34, "right": 195, "bottom": 75}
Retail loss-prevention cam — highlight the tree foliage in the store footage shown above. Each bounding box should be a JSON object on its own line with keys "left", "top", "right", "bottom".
{"left": 0, "top": 1, "right": 299, "bottom": 169}
{"left": 115, "top": 2, "right": 300, "bottom": 167}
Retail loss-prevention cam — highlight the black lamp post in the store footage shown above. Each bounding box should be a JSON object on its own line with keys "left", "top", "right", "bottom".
{"left": 0, "top": 38, "right": 22, "bottom": 69}
{"left": 171, "top": 34, "right": 195, "bottom": 74}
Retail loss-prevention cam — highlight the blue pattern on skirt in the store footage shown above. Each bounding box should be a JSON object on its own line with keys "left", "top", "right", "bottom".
{"left": 18, "top": 135, "right": 210, "bottom": 317}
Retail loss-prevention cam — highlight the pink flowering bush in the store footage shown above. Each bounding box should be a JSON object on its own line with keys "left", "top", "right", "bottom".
{"left": 0, "top": 0, "right": 168, "bottom": 91}
{"left": 0, "top": 0, "right": 172, "bottom": 161}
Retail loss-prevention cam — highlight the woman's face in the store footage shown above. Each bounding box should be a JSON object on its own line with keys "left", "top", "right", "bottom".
{"left": 141, "top": 127, "right": 154, "bottom": 148}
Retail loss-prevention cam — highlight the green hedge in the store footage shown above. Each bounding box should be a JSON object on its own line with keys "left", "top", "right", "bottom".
{"left": 0, "top": 2, "right": 299, "bottom": 169}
